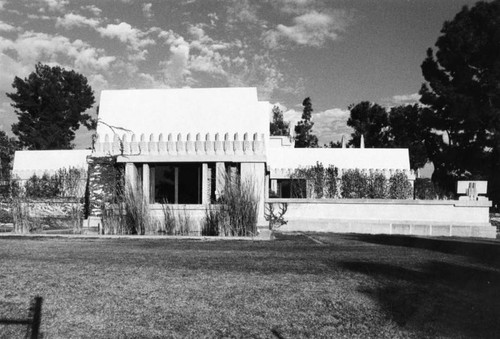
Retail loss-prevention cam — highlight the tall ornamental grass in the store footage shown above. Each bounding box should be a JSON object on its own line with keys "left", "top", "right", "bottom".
{"left": 203, "top": 172, "right": 259, "bottom": 236}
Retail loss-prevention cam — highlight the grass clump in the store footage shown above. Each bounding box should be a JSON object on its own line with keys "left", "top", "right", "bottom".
{"left": 202, "top": 172, "right": 258, "bottom": 236}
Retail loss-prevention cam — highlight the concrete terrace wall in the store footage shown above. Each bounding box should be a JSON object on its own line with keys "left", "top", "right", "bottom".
{"left": 268, "top": 199, "right": 496, "bottom": 238}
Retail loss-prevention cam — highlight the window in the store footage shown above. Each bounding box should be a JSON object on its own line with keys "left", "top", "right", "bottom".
{"left": 151, "top": 163, "right": 202, "bottom": 204}
{"left": 271, "top": 179, "right": 307, "bottom": 198}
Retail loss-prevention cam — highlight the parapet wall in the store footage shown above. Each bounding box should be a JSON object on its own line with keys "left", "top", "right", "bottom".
{"left": 92, "top": 132, "right": 266, "bottom": 158}
{"left": 267, "top": 199, "right": 496, "bottom": 238}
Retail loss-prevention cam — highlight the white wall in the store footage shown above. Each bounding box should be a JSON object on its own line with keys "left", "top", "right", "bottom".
{"left": 267, "top": 199, "right": 496, "bottom": 238}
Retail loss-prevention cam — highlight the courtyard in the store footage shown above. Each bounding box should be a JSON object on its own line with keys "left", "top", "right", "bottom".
{"left": 0, "top": 233, "right": 499, "bottom": 338}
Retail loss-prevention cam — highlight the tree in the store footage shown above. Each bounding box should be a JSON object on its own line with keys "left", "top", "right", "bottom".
{"left": 7, "top": 63, "right": 96, "bottom": 150}
{"left": 419, "top": 1, "right": 500, "bottom": 200}
{"left": 270, "top": 106, "right": 290, "bottom": 136}
{"left": 347, "top": 101, "right": 389, "bottom": 148}
{"left": 294, "top": 97, "right": 318, "bottom": 148}
{"left": 0, "top": 131, "right": 18, "bottom": 179}
{"left": 325, "top": 140, "right": 342, "bottom": 148}
{"left": 387, "top": 104, "right": 434, "bottom": 171}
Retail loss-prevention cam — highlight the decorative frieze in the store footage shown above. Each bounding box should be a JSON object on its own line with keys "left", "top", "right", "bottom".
{"left": 93, "top": 132, "right": 266, "bottom": 157}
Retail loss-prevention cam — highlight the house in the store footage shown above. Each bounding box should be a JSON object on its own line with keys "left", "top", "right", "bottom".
{"left": 89, "top": 87, "right": 412, "bottom": 231}
{"left": 12, "top": 87, "right": 494, "bottom": 238}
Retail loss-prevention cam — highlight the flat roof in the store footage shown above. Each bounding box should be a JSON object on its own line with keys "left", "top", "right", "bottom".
{"left": 96, "top": 87, "right": 271, "bottom": 139}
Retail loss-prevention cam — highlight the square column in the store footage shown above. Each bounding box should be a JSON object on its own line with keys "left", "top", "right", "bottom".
{"left": 240, "top": 162, "right": 266, "bottom": 228}
{"left": 125, "top": 163, "right": 138, "bottom": 192}
{"left": 202, "top": 163, "right": 209, "bottom": 204}
{"left": 215, "top": 162, "right": 226, "bottom": 200}
{"left": 142, "top": 163, "right": 150, "bottom": 204}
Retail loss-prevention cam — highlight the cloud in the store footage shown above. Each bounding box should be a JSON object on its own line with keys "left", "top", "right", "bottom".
{"left": 278, "top": 106, "right": 351, "bottom": 144}
{"left": 0, "top": 32, "right": 114, "bottom": 70}
{"left": 265, "top": 10, "right": 350, "bottom": 48}
{"left": 273, "top": 0, "right": 316, "bottom": 14}
{"left": 226, "top": 0, "right": 262, "bottom": 26}
{"left": 0, "top": 21, "right": 16, "bottom": 32}
{"left": 389, "top": 93, "right": 421, "bottom": 106}
{"left": 56, "top": 13, "right": 100, "bottom": 29}
{"left": 159, "top": 32, "right": 191, "bottom": 86}
{"left": 41, "top": 0, "right": 68, "bottom": 12}
{"left": 83, "top": 5, "right": 102, "bottom": 16}
{"left": 27, "top": 14, "right": 52, "bottom": 20}
{"left": 142, "top": 3, "right": 153, "bottom": 18}
{"left": 97, "top": 22, "right": 155, "bottom": 52}
{"left": 312, "top": 108, "right": 352, "bottom": 144}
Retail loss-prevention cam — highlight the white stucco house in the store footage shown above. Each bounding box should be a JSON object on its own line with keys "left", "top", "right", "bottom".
{"left": 11, "top": 87, "right": 495, "bottom": 238}
{"left": 89, "top": 88, "right": 413, "bottom": 227}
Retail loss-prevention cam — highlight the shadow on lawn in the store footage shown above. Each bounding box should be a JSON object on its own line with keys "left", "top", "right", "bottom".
{"left": 0, "top": 296, "right": 43, "bottom": 339}
{"left": 341, "top": 234, "right": 500, "bottom": 267}
{"left": 341, "top": 260, "right": 500, "bottom": 338}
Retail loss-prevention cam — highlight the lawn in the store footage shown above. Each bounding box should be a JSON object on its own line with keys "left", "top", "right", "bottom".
{"left": 0, "top": 233, "right": 499, "bottom": 338}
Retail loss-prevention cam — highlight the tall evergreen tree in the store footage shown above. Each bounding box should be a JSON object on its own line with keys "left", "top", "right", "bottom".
{"left": 0, "top": 131, "right": 18, "bottom": 179}
{"left": 270, "top": 106, "right": 290, "bottom": 136}
{"left": 294, "top": 97, "right": 318, "bottom": 148}
{"left": 419, "top": 0, "right": 500, "bottom": 200}
{"left": 7, "top": 63, "right": 96, "bottom": 150}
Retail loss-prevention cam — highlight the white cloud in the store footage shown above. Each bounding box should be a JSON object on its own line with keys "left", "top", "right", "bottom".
{"left": 0, "top": 21, "right": 16, "bottom": 32}
{"left": 226, "top": 0, "right": 262, "bottom": 26}
{"left": 83, "top": 5, "right": 102, "bottom": 16}
{"left": 41, "top": 0, "right": 68, "bottom": 12}
{"left": 97, "top": 22, "right": 155, "bottom": 51}
{"left": 56, "top": 13, "right": 100, "bottom": 29}
{"left": 265, "top": 10, "right": 350, "bottom": 48}
{"left": 142, "top": 3, "right": 153, "bottom": 18}
{"left": 313, "top": 108, "right": 352, "bottom": 144}
{"left": 27, "top": 14, "right": 52, "bottom": 20}
{"left": 0, "top": 31, "right": 116, "bottom": 76}
{"left": 160, "top": 34, "right": 191, "bottom": 86}
{"left": 278, "top": 106, "right": 351, "bottom": 144}
{"left": 273, "top": 0, "right": 316, "bottom": 14}
{"left": 390, "top": 93, "right": 421, "bottom": 106}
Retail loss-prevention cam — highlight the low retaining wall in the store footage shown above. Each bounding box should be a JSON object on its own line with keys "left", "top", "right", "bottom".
{"left": 267, "top": 199, "right": 496, "bottom": 239}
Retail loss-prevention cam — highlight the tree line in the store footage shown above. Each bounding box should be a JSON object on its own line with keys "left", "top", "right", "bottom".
{"left": 270, "top": 0, "right": 500, "bottom": 204}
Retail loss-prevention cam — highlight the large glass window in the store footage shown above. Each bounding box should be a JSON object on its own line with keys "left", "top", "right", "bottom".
{"left": 151, "top": 163, "right": 202, "bottom": 204}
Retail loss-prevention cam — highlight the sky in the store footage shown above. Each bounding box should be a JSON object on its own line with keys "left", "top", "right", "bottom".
{"left": 0, "top": 0, "right": 487, "bottom": 148}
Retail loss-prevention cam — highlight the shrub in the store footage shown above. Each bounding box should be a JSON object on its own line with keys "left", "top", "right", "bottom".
{"left": 291, "top": 162, "right": 338, "bottom": 198}
{"left": 325, "top": 165, "right": 339, "bottom": 198}
{"left": 11, "top": 198, "right": 37, "bottom": 234}
{"left": 264, "top": 203, "right": 288, "bottom": 230}
{"left": 160, "top": 202, "right": 177, "bottom": 235}
{"left": 203, "top": 205, "right": 222, "bottom": 236}
{"left": 341, "top": 169, "right": 369, "bottom": 198}
{"left": 25, "top": 173, "right": 60, "bottom": 198}
{"left": 388, "top": 171, "right": 413, "bottom": 199}
{"left": 123, "top": 183, "right": 152, "bottom": 235}
{"left": 202, "top": 172, "right": 259, "bottom": 236}
{"left": 368, "top": 171, "right": 388, "bottom": 199}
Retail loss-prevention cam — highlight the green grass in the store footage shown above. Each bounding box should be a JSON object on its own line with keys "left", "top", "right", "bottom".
{"left": 1, "top": 233, "right": 499, "bottom": 338}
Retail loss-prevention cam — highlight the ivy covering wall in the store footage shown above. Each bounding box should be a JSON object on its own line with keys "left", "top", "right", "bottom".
{"left": 86, "top": 156, "right": 124, "bottom": 217}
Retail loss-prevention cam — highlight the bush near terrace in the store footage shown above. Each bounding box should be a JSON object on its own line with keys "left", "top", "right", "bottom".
{"left": 282, "top": 162, "right": 417, "bottom": 200}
